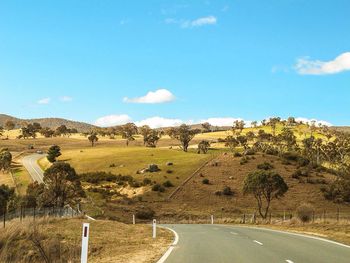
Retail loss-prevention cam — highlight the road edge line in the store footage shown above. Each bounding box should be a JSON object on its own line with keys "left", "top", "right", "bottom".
{"left": 156, "top": 226, "right": 179, "bottom": 263}
{"left": 232, "top": 225, "right": 350, "bottom": 249}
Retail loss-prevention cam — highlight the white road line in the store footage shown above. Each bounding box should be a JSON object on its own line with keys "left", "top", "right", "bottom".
{"left": 156, "top": 226, "right": 179, "bottom": 263}
{"left": 240, "top": 226, "right": 350, "bottom": 249}
{"left": 253, "top": 240, "right": 263, "bottom": 245}
{"left": 230, "top": 231, "right": 238, "bottom": 235}
{"left": 286, "top": 260, "right": 294, "bottom": 263}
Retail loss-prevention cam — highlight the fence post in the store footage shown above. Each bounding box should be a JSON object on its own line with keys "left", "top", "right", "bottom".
{"left": 133, "top": 214, "right": 135, "bottom": 225}
{"left": 33, "top": 207, "right": 36, "bottom": 221}
{"left": 243, "top": 213, "right": 246, "bottom": 224}
{"left": 211, "top": 215, "right": 214, "bottom": 225}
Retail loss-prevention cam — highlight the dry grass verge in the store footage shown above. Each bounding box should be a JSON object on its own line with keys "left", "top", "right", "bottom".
{"left": 0, "top": 218, "right": 173, "bottom": 263}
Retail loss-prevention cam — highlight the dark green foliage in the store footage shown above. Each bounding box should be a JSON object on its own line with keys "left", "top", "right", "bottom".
{"left": 47, "top": 145, "right": 61, "bottom": 163}
{"left": 163, "top": 180, "right": 174, "bottom": 187}
{"left": 0, "top": 150, "right": 12, "bottom": 171}
{"left": 321, "top": 177, "right": 350, "bottom": 203}
{"left": 202, "top": 178, "right": 209, "bottom": 184}
{"left": 240, "top": 157, "right": 248, "bottom": 165}
{"left": 80, "top": 171, "right": 119, "bottom": 184}
{"left": 143, "top": 178, "right": 152, "bottom": 185}
{"left": 0, "top": 184, "right": 16, "bottom": 214}
{"left": 135, "top": 207, "right": 155, "bottom": 220}
{"left": 233, "top": 152, "right": 242, "bottom": 157}
{"left": 257, "top": 162, "right": 274, "bottom": 170}
{"left": 222, "top": 186, "right": 234, "bottom": 196}
{"left": 152, "top": 184, "right": 165, "bottom": 192}
{"left": 243, "top": 170, "right": 288, "bottom": 218}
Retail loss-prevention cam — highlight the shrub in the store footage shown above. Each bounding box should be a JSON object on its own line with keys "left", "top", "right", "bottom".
{"left": 292, "top": 168, "right": 309, "bottom": 178}
{"left": 202, "top": 178, "right": 210, "bottom": 184}
{"left": 143, "top": 178, "right": 152, "bottom": 185}
{"left": 244, "top": 149, "right": 255, "bottom": 156}
{"left": 215, "top": 191, "right": 222, "bottom": 196}
{"left": 265, "top": 148, "right": 278, "bottom": 155}
{"left": 135, "top": 207, "right": 155, "bottom": 220}
{"left": 282, "top": 152, "right": 299, "bottom": 161}
{"left": 163, "top": 180, "right": 174, "bottom": 187}
{"left": 166, "top": 170, "right": 173, "bottom": 174}
{"left": 296, "top": 204, "right": 314, "bottom": 222}
{"left": 234, "top": 152, "right": 242, "bottom": 157}
{"left": 297, "top": 157, "right": 310, "bottom": 167}
{"left": 152, "top": 184, "right": 165, "bottom": 192}
{"left": 240, "top": 157, "right": 248, "bottom": 165}
{"left": 257, "top": 162, "right": 274, "bottom": 170}
{"left": 306, "top": 178, "right": 327, "bottom": 185}
{"left": 80, "top": 171, "right": 119, "bottom": 184}
{"left": 222, "top": 186, "right": 234, "bottom": 196}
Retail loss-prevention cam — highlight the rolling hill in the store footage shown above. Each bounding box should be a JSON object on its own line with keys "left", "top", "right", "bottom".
{"left": 0, "top": 114, "right": 96, "bottom": 132}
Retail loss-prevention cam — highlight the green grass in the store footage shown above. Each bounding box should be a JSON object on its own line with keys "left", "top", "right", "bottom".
{"left": 59, "top": 146, "right": 214, "bottom": 186}
{"left": 12, "top": 166, "right": 32, "bottom": 195}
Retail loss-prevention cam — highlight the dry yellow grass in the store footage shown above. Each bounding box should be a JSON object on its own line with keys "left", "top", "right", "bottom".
{"left": 0, "top": 218, "right": 173, "bottom": 263}
{"left": 0, "top": 171, "right": 14, "bottom": 187}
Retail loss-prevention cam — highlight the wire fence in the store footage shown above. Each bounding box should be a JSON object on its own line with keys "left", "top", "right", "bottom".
{"left": 1, "top": 206, "right": 82, "bottom": 228}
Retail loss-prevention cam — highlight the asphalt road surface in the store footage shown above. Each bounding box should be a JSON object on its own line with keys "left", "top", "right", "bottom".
{"left": 161, "top": 224, "right": 350, "bottom": 263}
{"left": 22, "top": 153, "right": 45, "bottom": 183}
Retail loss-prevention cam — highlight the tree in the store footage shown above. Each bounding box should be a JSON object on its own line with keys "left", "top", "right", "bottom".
{"left": 167, "top": 124, "right": 200, "bottom": 152}
{"left": 139, "top": 126, "right": 161, "bottom": 148}
{"left": 0, "top": 184, "right": 16, "bottom": 215}
{"left": 268, "top": 117, "right": 281, "bottom": 136}
{"left": 0, "top": 150, "right": 12, "bottom": 171}
{"left": 47, "top": 145, "right": 61, "bottom": 163}
{"left": 120, "top": 123, "right": 138, "bottom": 146}
{"left": 88, "top": 133, "right": 99, "bottom": 147}
{"left": 197, "top": 140, "right": 210, "bottom": 154}
{"left": 233, "top": 120, "right": 245, "bottom": 135}
{"left": 24, "top": 181, "right": 45, "bottom": 208}
{"left": 43, "top": 162, "right": 85, "bottom": 208}
{"left": 236, "top": 135, "right": 248, "bottom": 149}
{"left": 243, "top": 170, "right": 288, "bottom": 219}
{"left": 40, "top": 127, "right": 55, "bottom": 138}
{"left": 251, "top": 121, "right": 258, "bottom": 128}
{"left": 55, "top": 125, "right": 69, "bottom": 136}
{"left": 225, "top": 136, "right": 239, "bottom": 153}
{"left": 5, "top": 120, "right": 15, "bottom": 131}
{"left": 201, "top": 122, "right": 211, "bottom": 133}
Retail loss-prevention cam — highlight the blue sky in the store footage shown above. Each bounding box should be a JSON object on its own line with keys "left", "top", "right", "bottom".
{"left": 0, "top": 0, "right": 349, "bottom": 127}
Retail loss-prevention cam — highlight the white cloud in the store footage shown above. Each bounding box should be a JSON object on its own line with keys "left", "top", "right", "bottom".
{"left": 94, "top": 114, "right": 132, "bottom": 127}
{"left": 295, "top": 52, "right": 350, "bottom": 75}
{"left": 182, "top": 16, "right": 217, "bottom": 28}
{"left": 123, "top": 89, "right": 176, "bottom": 104}
{"left": 165, "top": 16, "right": 217, "bottom": 28}
{"left": 295, "top": 117, "right": 332, "bottom": 127}
{"left": 37, "top": 97, "right": 51, "bottom": 104}
{"left": 135, "top": 117, "right": 191, "bottom": 128}
{"left": 60, "top": 96, "right": 73, "bottom": 102}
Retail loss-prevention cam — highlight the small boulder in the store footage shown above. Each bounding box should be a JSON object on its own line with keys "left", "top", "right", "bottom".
{"left": 148, "top": 164, "right": 160, "bottom": 172}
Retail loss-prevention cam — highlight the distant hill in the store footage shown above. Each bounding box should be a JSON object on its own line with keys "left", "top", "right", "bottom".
{"left": 0, "top": 114, "right": 96, "bottom": 133}
{"left": 331, "top": 126, "right": 350, "bottom": 133}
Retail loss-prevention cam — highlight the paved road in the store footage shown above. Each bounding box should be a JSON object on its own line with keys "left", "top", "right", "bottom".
{"left": 161, "top": 224, "right": 350, "bottom": 263}
{"left": 22, "top": 153, "right": 46, "bottom": 183}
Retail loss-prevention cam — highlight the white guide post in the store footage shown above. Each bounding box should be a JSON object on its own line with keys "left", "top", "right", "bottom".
{"left": 211, "top": 215, "right": 214, "bottom": 224}
{"left": 152, "top": 219, "right": 157, "bottom": 238}
{"left": 133, "top": 214, "right": 135, "bottom": 225}
{"left": 81, "top": 223, "right": 90, "bottom": 263}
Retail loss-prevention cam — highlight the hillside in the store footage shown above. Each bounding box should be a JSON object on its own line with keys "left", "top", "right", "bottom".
{"left": 0, "top": 114, "right": 96, "bottom": 132}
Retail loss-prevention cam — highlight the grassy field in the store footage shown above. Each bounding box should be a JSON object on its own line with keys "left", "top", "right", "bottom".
{"left": 12, "top": 164, "right": 32, "bottom": 195}
{"left": 0, "top": 171, "right": 14, "bottom": 187}
{"left": 0, "top": 218, "right": 173, "bottom": 263}
{"left": 59, "top": 146, "right": 213, "bottom": 186}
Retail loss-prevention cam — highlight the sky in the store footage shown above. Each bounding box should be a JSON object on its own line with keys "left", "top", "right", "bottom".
{"left": 0, "top": 0, "right": 349, "bottom": 127}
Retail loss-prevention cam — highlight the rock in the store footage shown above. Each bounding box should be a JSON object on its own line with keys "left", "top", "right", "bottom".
{"left": 166, "top": 162, "right": 173, "bottom": 166}
{"left": 229, "top": 176, "right": 234, "bottom": 180}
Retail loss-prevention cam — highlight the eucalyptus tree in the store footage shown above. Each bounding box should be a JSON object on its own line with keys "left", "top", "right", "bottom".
{"left": 167, "top": 124, "right": 200, "bottom": 152}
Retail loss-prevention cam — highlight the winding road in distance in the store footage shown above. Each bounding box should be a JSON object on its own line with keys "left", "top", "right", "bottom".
{"left": 22, "top": 153, "right": 46, "bottom": 183}
{"left": 161, "top": 224, "right": 350, "bottom": 263}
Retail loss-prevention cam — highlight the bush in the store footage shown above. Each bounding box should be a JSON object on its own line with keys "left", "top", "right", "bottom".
{"left": 297, "top": 157, "right": 310, "bottom": 167}
{"left": 257, "top": 162, "right": 274, "bottom": 170}
{"left": 166, "top": 170, "right": 173, "bottom": 174}
{"left": 306, "top": 178, "right": 327, "bottom": 184}
{"left": 152, "top": 183, "right": 165, "bottom": 192}
{"left": 265, "top": 148, "right": 278, "bottom": 155}
{"left": 222, "top": 186, "right": 234, "bottom": 196}
{"left": 202, "top": 178, "right": 210, "bottom": 184}
{"left": 80, "top": 171, "right": 119, "bottom": 184}
{"left": 292, "top": 168, "right": 309, "bottom": 178}
{"left": 163, "top": 180, "right": 174, "bottom": 187}
{"left": 296, "top": 204, "right": 314, "bottom": 222}
{"left": 135, "top": 207, "right": 155, "bottom": 220}
{"left": 215, "top": 191, "right": 222, "bottom": 196}
{"left": 240, "top": 157, "right": 248, "bottom": 165}
{"left": 244, "top": 149, "right": 255, "bottom": 156}
{"left": 143, "top": 178, "right": 152, "bottom": 185}
{"left": 282, "top": 152, "right": 299, "bottom": 161}
{"left": 233, "top": 152, "right": 242, "bottom": 157}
